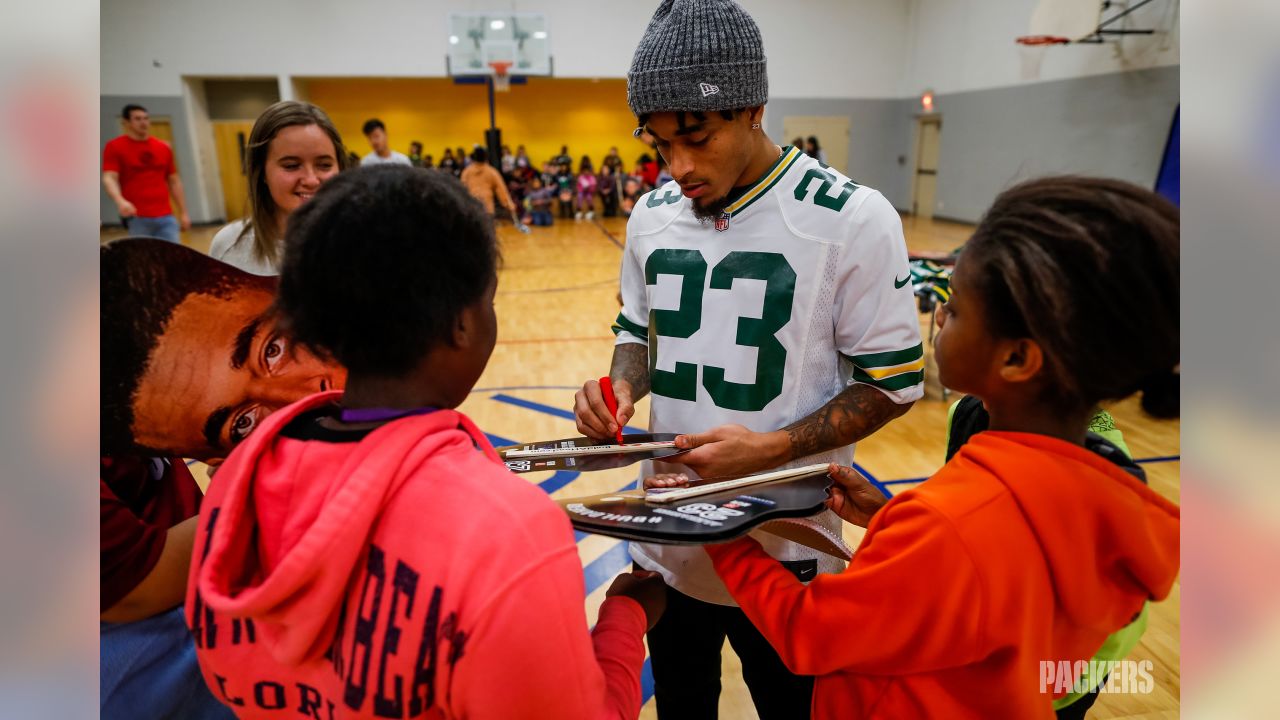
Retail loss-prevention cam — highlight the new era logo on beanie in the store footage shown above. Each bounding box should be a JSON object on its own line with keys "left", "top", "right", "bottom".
{"left": 627, "top": 0, "right": 768, "bottom": 116}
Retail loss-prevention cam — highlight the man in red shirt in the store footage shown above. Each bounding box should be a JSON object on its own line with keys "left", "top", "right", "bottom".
{"left": 102, "top": 104, "right": 191, "bottom": 243}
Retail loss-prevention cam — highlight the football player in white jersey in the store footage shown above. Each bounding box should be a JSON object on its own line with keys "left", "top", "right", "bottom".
{"left": 573, "top": 1, "right": 923, "bottom": 717}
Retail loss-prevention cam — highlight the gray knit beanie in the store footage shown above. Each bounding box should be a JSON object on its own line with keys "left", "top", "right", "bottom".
{"left": 627, "top": 0, "right": 768, "bottom": 117}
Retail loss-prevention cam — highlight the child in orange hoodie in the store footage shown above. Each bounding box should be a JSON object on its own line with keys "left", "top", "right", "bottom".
{"left": 186, "top": 166, "right": 665, "bottom": 719}
{"left": 703, "top": 176, "right": 1181, "bottom": 718}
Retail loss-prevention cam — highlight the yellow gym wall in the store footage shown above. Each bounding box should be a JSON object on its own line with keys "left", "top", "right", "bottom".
{"left": 304, "top": 77, "right": 647, "bottom": 171}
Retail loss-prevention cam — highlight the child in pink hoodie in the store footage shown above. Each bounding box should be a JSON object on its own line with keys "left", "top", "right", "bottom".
{"left": 186, "top": 166, "right": 665, "bottom": 719}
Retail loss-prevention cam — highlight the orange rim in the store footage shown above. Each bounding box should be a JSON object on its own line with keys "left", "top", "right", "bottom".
{"left": 1015, "top": 35, "right": 1070, "bottom": 46}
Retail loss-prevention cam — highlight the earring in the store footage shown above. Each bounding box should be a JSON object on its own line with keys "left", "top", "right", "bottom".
{"left": 751, "top": 123, "right": 761, "bottom": 129}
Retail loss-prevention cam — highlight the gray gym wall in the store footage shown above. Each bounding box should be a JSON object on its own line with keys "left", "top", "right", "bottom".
{"left": 764, "top": 98, "right": 916, "bottom": 211}
{"left": 203, "top": 79, "right": 280, "bottom": 121}
{"left": 767, "top": 65, "right": 1179, "bottom": 223}
{"left": 928, "top": 65, "right": 1179, "bottom": 223}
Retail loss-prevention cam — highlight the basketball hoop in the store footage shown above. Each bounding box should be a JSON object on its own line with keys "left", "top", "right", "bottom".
{"left": 1015, "top": 35, "right": 1071, "bottom": 46}
{"left": 489, "top": 61, "right": 513, "bottom": 93}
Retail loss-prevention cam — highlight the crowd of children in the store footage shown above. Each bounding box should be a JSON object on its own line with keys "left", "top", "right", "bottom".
{"left": 399, "top": 141, "right": 670, "bottom": 226}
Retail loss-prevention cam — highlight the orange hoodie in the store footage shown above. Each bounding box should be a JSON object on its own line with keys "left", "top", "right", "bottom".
{"left": 707, "top": 431, "right": 1180, "bottom": 718}
{"left": 186, "top": 391, "right": 647, "bottom": 719}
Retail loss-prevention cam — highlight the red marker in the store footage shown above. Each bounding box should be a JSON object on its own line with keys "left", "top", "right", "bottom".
{"left": 599, "top": 376, "right": 625, "bottom": 445}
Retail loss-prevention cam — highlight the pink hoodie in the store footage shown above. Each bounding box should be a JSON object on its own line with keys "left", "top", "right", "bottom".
{"left": 186, "top": 391, "right": 647, "bottom": 719}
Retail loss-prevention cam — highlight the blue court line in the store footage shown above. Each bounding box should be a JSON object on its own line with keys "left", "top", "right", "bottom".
{"left": 490, "top": 393, "right": 647, "bottom": 434}
{"left": 850, "top": 461, "right": 892, "bottom": 498}
{"left": 538, "top": 471, "right": 582, "bottom": 494}
{"left": 484, "top": 432, "right": 517, "bottom": 449}
{"left": 584, "top": 541, "right": 633, "bottom": 595}
{"left": 471, "top": 384, "right": 580, "bottom": 393}
{"left": 1135, "top": 455, "right": 1181, "bottom": 464}
{"left": 641, "top": 658, "right": 654, "bottom": 704}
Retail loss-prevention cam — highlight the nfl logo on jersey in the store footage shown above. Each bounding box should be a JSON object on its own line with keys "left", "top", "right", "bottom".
{"left": 715, "top": 212, "right": 730, "bottom": 231}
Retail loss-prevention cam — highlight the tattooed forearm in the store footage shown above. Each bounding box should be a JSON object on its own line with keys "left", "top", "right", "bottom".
{"left": 782, "top": 384, "right": 912, "bottom": 460}
{"left": 610, "top": 343, "right": 651, "bottom": 400}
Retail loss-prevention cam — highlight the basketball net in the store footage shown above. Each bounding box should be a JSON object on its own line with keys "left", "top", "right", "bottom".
{"left": 490, "top": 61, "right": 513, "bottom": 93}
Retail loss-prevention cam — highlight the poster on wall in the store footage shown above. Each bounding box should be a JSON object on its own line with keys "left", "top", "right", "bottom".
{"left": 101, "top": 238, "right": 346, "bottom": 464}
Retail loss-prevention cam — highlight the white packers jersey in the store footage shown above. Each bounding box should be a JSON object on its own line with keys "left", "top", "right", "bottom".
{"left": 613, "top": 146, "right": 924, "bottom": 605}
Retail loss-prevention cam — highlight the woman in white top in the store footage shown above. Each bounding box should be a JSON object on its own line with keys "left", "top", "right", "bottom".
{"left": 209, "top": 101, "right": 348, "bottom": 275}
{"left": 804, "top": 135, "right": 829, "bottom": 165}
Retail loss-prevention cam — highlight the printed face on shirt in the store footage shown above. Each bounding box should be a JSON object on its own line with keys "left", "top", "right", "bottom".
{"left": 265, "top": 124, "right": 340, "bottom": 218}
{"left": 130, "top": 275, "right": 345, "bottom": 460}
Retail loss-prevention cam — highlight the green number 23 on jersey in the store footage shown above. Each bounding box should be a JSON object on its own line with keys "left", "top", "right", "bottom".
{"left": 645, "top": 249, "right": 796, "bottom": 412}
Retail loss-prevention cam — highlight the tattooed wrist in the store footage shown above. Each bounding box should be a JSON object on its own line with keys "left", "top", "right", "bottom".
{"left": 610, "top": 343, "right": 651, "bottom": 400}
{"left": 782, "top": 384, "right": 911, "bottom": 460}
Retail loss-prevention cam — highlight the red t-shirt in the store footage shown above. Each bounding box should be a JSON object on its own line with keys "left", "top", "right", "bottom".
{"left": 640, "top": 161, "right": 659, "bottom": 188}
{"left": 102, "top": 136, "right": 176, "bottom": 217}
{"left": 101, "top": 456, "right": 202, "bottom": 611}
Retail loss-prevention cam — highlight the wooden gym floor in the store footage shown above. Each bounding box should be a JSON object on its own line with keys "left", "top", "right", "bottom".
{"left": 102, "top": 214, "right": 1179, "bottom": 719}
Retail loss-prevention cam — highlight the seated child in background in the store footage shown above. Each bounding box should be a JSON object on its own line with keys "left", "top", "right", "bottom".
{"left": 526, "top": 176, "right": 555, "bottom": 227}
{"left": 599, "top": 164, "right": 620, "bottom": 218}
{"left": 556, "top": 162, "right": 575, "bottom": 219}
{"left": 187, "top": 166, "right": 664, "bottom": 719}
{"left": 701, "top": 176, "right": 1181, "bottom": 718}
{"left": 620, "top": 175, "right": 643, "bottom": 218}
{"left": 575, "top": 156, "right": 598, "bottom": 221}
{"left": 437, "top": 148, "right": 457, "bottom": 176}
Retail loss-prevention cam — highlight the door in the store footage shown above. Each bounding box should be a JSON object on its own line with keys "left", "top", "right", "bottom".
{"left": 148, "top": 118, "right": 179, "bottom": 216}
{"left": 912, "top": 117, "right": 941, "bottom": 220}
{"left": 782, "top": 115, "right": 851, "bottom": 176}
{"left": 213, "top": 121, "right": 255, "bottom": 222}
{"left": 149, "top": 118, "right": 177, "bottom": 169}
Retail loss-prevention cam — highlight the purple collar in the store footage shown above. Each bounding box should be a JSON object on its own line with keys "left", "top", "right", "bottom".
{"left": 339, "top": 406, "right": 439, "bottom": 423}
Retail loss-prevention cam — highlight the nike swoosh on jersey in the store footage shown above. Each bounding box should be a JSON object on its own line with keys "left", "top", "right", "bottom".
{"left": 894, "top": 275, "right": 911, "bottom": 289}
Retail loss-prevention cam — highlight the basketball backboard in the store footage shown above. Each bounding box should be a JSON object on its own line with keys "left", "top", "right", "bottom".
{"left": 447, "top": 13, "right": 552, "bottom": 77}
{"left": 1020, "top": 0, "right": 1170, "bottom": 45}
{"left": 1028, "top": 0, "right": 1102, "bottom": 42}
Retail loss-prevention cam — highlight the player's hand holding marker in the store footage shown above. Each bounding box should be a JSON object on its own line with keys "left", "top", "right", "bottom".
{"left": 574, "top": 377, "right": 635, "bottom": 440}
